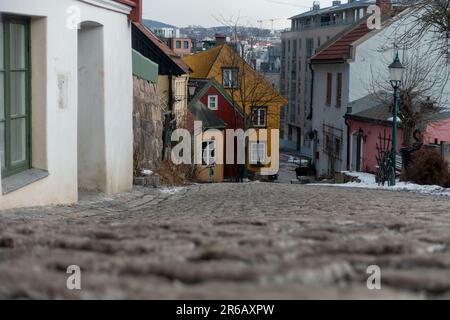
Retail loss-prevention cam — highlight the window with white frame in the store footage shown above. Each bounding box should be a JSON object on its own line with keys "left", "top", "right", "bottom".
{"left": 202, "top": 140, "right": 216, "bottom": 165}
{"left": 207, "top": 95, "right": 218, "bottom": 110}
{"left": 251, "top": 107, "right": 267, "bottom": 127}
{"left": 222, "top": 68, "right": 238, "bottom": 89}
{"left": 250, "top": 142, "right": 267, "bottom": 164}
{"left": 359, "top": 8, "right": 365, "bottom": 19}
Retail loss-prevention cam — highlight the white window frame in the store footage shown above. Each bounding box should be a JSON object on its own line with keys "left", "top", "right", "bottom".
{"left": 222, "top": 68, "right": 238, "bottom": 89}
{"left": 207, "top": 95, "right": 218, "bottom": 110}
{"left": 251, "top": 107, "right": 267, "bottom": 127}
{"left": 202, "top": 140, "right": 217, "bottom": 166}
{"left": 359, "top": 8, "right": 365, "bottom": 19}
{"left": 250, "top": 141, "right": 267, "bottom": 164}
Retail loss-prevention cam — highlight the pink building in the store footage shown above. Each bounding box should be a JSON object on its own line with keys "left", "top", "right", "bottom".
{"left": 346, "top": 98, "right": 450, "bottom": 173}
{"left": 423, "top": 115, "right": 450, "bottom": 145}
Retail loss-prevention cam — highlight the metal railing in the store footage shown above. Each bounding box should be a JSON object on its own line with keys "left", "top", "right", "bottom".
{"left": 283, "top": 19, "right": 354, "bottom": 33}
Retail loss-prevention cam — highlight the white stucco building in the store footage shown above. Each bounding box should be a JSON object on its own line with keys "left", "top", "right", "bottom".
{"left": 310, "top": 6, "right": 450, "bottom": 176}
{"left": 0, "top": 0, "right": 134, "bottom": 210}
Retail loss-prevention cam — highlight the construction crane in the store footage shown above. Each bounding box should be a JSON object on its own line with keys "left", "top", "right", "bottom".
{"left": 264, "top": 0, "right": 310, "bottom": 9}
{"left": 257, "top": 18, "right": 283, "bottom": 33}
{"left": 260, "top": 0, "right": 311, "bottom": 32}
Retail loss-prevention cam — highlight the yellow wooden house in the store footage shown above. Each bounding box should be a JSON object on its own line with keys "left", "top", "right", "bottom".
{"left": 183, "top": 44, "right": 288, "bottom": 177}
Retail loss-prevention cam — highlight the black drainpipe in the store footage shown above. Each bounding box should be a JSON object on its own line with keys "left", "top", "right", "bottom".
{"left": 345, "top": 116, "right": 351, "bottom": 170}
{"left": 162, "top": 71, "right": 175, "bottom": 161}
{"left": 168, "top": 72, "right": 174, "bottom": 112}
{"left": 307, "top": 62, "right": 314, "bottom": 120}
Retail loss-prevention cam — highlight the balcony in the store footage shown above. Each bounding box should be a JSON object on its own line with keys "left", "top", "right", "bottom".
{"left": 284, "top": 19, "right": 354, "bottom": 33}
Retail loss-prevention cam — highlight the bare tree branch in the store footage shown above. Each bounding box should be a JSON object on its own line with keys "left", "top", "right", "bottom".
{"left": 369, "top": 48, "right": 447, "bottom": 146}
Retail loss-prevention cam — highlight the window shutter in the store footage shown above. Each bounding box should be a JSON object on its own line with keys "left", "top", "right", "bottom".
{"left": 326, "top": 73, "right": 332, "bottom": 106}
{"left": 336, "top": 73, "right": 342, "bottom": 108}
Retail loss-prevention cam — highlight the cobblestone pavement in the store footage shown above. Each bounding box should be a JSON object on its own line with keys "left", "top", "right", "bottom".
{"left": 277, "top": 152, "right": 300, "bottom": 184}
{"left": 1, "top": 183, "right": 450, "bottom": 299}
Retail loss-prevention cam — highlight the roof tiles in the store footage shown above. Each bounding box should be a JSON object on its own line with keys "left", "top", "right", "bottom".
{"left": 311, "top": 19, "right": 371, "bottom": 63}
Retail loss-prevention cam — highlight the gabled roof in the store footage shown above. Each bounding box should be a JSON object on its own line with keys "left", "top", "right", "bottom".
{"left": 132, "top": 22, "right": 189, "bottom": 75}
{"left": 311, "top": 7, "right": 409, "bottom": 64}
{"left": 346, "top": 93, "right": 450, "bottom": 126}
{"left": 188, "top": 78, "right": 245, "bottom": 117}
{"left": 348, "top": 101, "right": 392, "bottom": 122}
{"left": 183, "top": 44, "right": 288, "bottom": 106}
{"left": 311, "top": 18, "right": 372, "bottom": 64}
{"left": 182, "top": 45, "right": 224, "bottom": 78}
{"left": 424, "top": 111, "right": 450, "bottom": 122}
{"left": 188, "top": 101, "right": 227, "bottom": 129}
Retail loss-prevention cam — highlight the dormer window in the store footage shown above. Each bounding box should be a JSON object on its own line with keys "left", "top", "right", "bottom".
{"left": 222, "top": 68, "right": 238, "bottom": 89}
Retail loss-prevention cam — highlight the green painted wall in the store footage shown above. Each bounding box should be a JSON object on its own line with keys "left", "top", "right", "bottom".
{"left": 132, "top": 49, "right": 158, "bottom": 83}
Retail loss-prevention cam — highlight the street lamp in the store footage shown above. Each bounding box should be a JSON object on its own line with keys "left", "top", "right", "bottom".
{"left": 388, "top": 52, "right": 405, "bottom": 186}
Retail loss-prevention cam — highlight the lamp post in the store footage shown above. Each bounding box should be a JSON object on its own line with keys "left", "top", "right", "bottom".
{"left": 388, "top": 52, "right": 405, "bottom": 186}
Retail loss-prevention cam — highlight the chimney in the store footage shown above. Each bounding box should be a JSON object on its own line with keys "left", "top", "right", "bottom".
{"left": 312, "top": 1, "right": 320, "bottom": 10}
{"left": 215, "top": 33, "right": 226, "bottom": 46}
{"left": 130, "top": 0, "right": 142, "bottom": 23}
{"left": 332, "top": 1, "right": 341, "bottom": 6}
{"left": 376, "top": 0, "right": 392, "bottom": 16}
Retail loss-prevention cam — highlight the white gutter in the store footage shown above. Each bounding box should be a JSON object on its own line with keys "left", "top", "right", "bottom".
{"left": 78, "top": 0, "right": 132, "bottom": 15}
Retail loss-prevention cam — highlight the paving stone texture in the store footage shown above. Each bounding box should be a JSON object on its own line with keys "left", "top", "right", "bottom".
{"left": 1, "top": 180, "right": 450, "bottom": 299}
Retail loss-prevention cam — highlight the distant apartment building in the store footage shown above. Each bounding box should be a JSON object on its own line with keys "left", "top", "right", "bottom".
{"left": 165, "top": 38, "right": 194, "bottom": 57}
{"left": 280, "top": 0, "right": 378, "bottom": 152}
{"left": 147, "top": 26, "right": 193, "bottom": 57}
{"left": 152, "top": 27, "right": 180, "bottom": 39}
{"left": 267, "top": 44, "right": 282, "bottom": 73}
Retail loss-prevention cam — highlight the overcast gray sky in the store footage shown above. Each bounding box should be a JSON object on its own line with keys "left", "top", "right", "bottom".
{"left": 143, "top": 0, "right": 335, "bottom": 29}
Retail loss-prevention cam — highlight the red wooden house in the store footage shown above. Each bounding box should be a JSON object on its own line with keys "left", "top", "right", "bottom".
{"left": 188, "top": 78, "right": 245, "bottom": 180}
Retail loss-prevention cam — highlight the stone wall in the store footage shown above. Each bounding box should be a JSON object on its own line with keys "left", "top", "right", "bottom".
{"left": 133, "top": 76, "right": 163, "bottom": 174}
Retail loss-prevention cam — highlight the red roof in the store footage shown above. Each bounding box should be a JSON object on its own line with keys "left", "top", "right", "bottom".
{"left": 311, "top": 20, "right": 371, "bottom": 63}
{"left": 133, "top": 22, "right": 190, "bottom": 73}
{"left": 115, "top": 0, "right": 136, "bottom": 6}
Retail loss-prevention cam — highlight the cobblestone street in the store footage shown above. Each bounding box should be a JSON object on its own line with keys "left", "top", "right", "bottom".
{"left": 1, "top": 182, "right": 450, "bottom": 299}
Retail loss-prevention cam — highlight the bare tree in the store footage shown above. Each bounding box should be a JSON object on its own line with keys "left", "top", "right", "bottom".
{"left": 396, "top": 0, "right": 450, "bottom": 63}
{"left": 209, "top": 16, "right": 286, "bottom": 177}
{"left": 370, "top": 49, "right": 447, "bottom": 146}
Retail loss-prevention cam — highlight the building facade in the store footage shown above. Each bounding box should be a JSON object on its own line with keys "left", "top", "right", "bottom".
{"left": 280, "top": 0, "right": 378, "bottom": 153}
{"left": 188, "top": 78, "right": 245, "bottom": 181}
{"left": 310, "top": 3, "right": 449, "bottom": 176}
{"left": 183, "top": 41, "right": 287, "bottom": 177}
{"left": 165, "top": 37, "right": 193, "bottom": 57}
{"left": 0, "top": 0, "right": 135, "bottom": 209}
{"left": 132, "top": 22, "right": 190, "bottom": 161}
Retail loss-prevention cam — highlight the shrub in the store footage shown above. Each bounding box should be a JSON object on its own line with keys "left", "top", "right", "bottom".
{"left": 404, "top": 148, "right": 450, "bottom": 187}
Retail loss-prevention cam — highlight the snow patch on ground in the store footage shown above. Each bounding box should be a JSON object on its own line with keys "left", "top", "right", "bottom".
{"left": 288, "top": 156, "right": 309, "bottom": 166}
{"left": 312, "top": 171, "right": 450, "bottom": 197}
{"left": 141, "top": 169, "right": 153, "bottom": 176}
{"left": 159, "top": 187, "right": 186, "bottom": 195}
